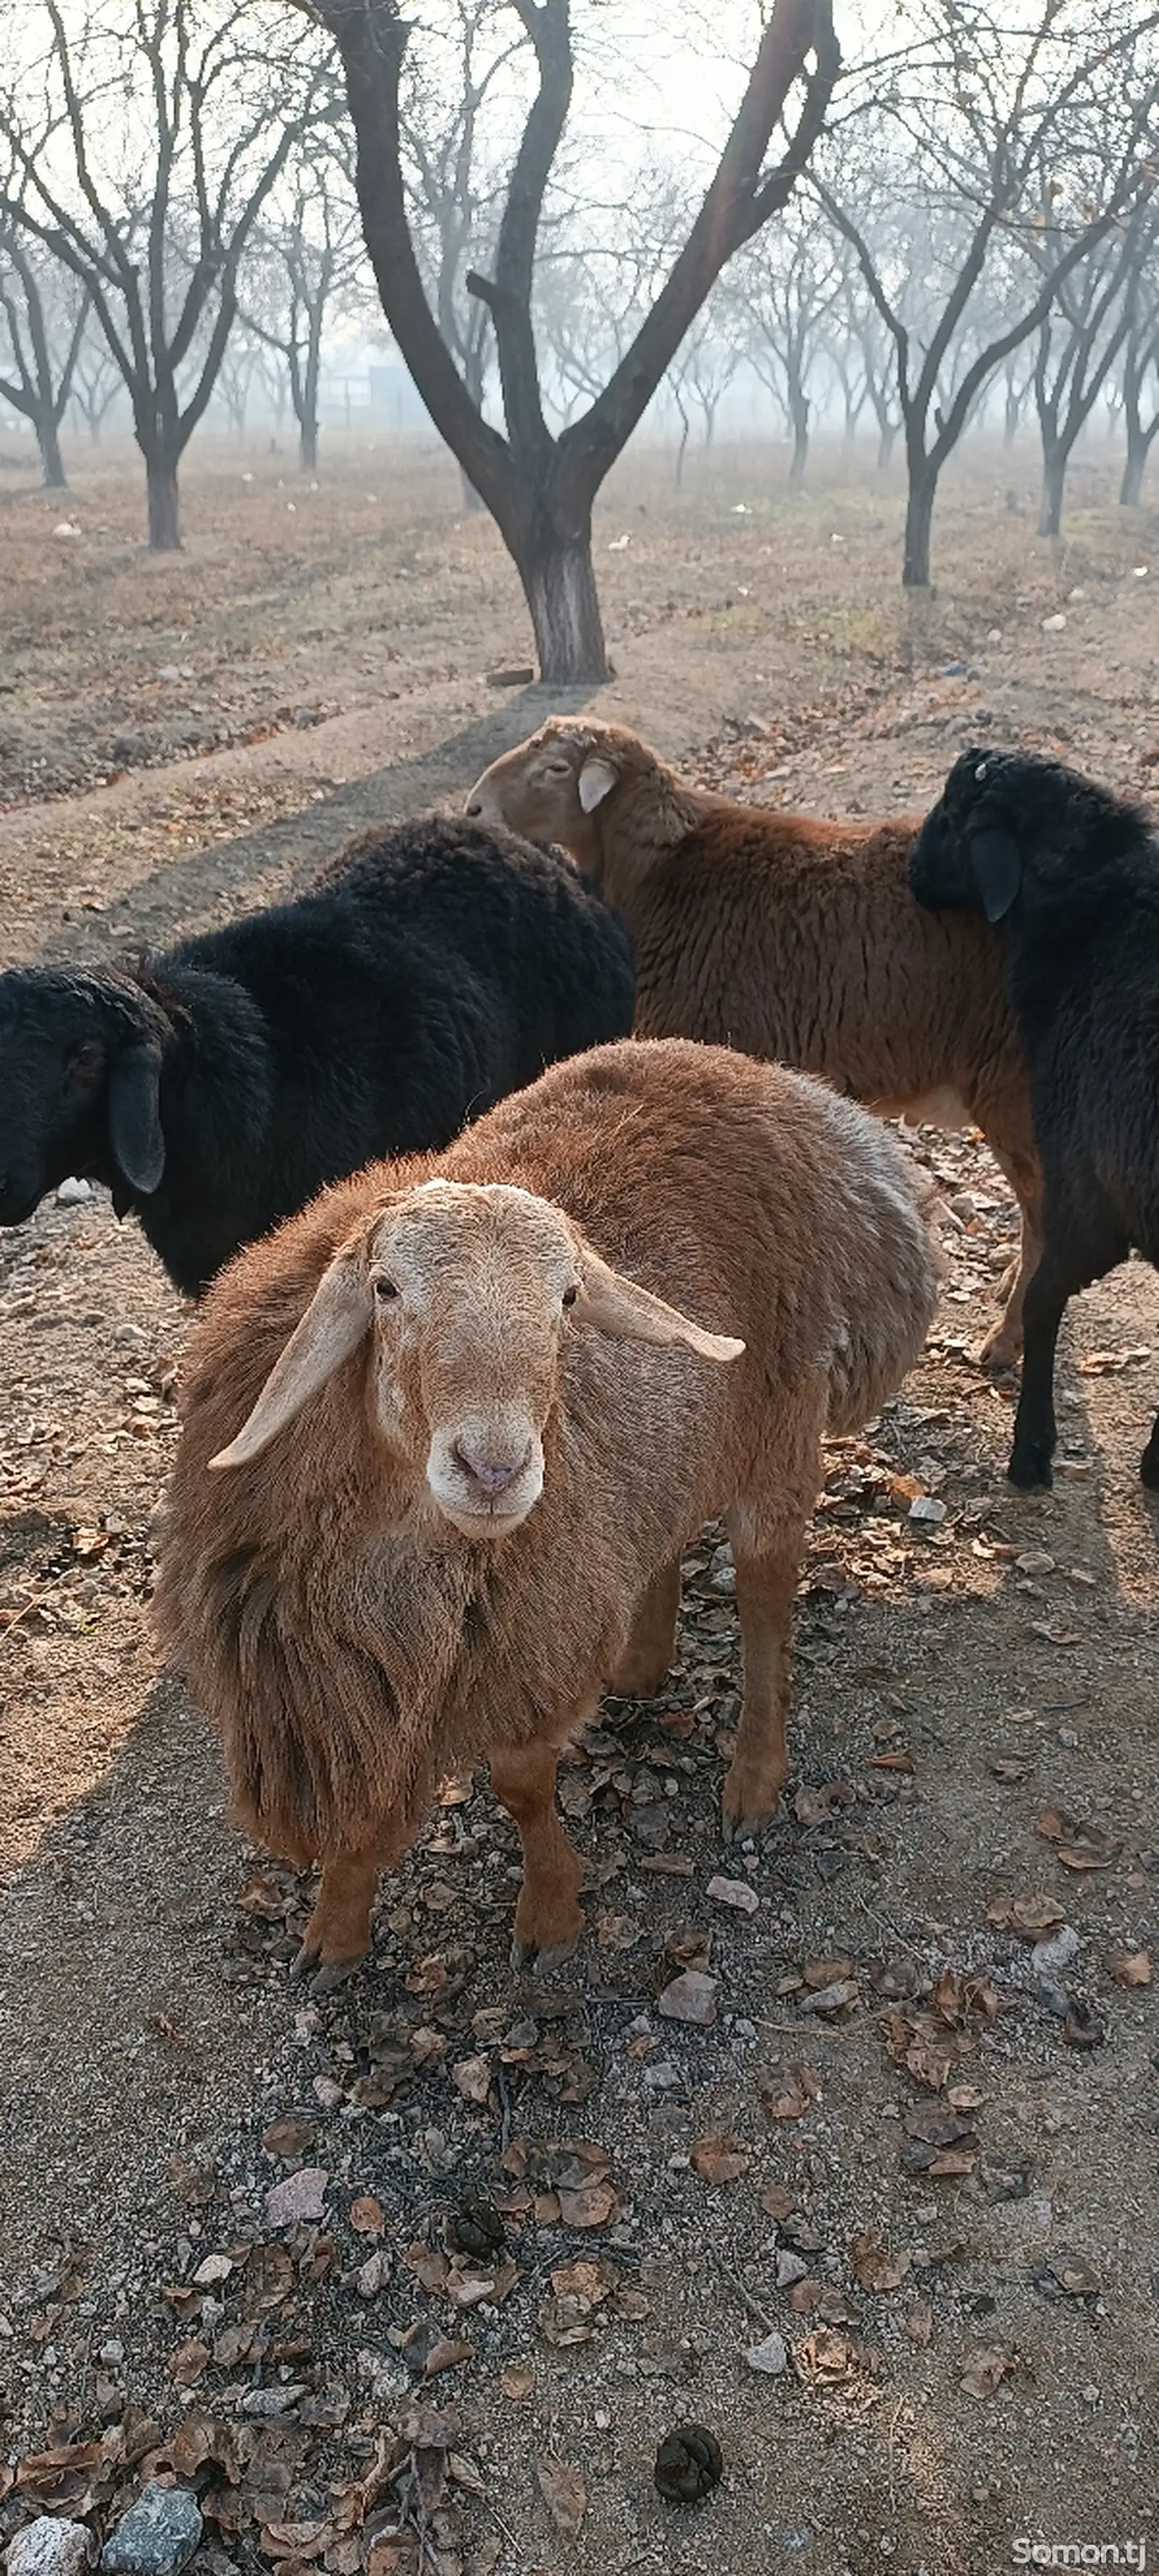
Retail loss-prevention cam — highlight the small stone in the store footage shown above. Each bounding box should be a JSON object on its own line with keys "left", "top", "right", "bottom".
{"left": 191, "top": 2254, "right": 232, "bottom": 2286}
{"left": 157, "top": 664, "right": 183, "bottom": 682}
{"left": 775, "top": 2251, "right": 809, "bottom": 2288}
{"left": 1030, "top": 1925, "right": 1079, "bottom": 1978}
{"left": 1041, "top": 612, "right": 1067, "bottom": 632}
{"left": 908, "top": 1496, "right": 947, "bottom": 1525}
{"left": 745, "top": 2330, "right": 789, "bottom": 2375}
{"left": 658, "top": 1971, "right": 718, "bottom": 2026}
{"left": 101, "top": 2483, "right": 202, "bottom": 2576}
{"left": 7, "top": 2521, "right": 93, "bottom": 2576}
{"left": 264, "top": 2164, "right": 329, "bottom": 2227}
{"left": 1016, "top": 1551, "right": 1055, "bottom": 1575}
{"left": 706, "top": 1875, "right": 759, "bottom": 1914}
{"left": 238, "top": 2386, "right": 307, "bottom": 2417}
{"left": 56, "top": 1177, "right": 93, "bottom": 1206}
{"left": 1058, "top": 1727, "right": 1079, "bottom": 1748}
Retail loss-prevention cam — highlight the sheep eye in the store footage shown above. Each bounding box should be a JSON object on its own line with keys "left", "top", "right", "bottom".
{"left": 375, "top": 1277, "right": 399, "bottom": 1302}
{"left": 561, "top": 1285, "right": 579, "bottom": 1310}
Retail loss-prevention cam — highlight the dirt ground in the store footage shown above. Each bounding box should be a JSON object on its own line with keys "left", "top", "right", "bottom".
{"left": 0, "top": 430, "right": 1156, "bottom": 2576}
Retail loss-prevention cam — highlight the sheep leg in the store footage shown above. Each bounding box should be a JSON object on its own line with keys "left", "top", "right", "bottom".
{"left": 1008, "top": 1252, "right": 1071, "bottom": 1488}
{"left": 490, "top": 1736, "right": 587, "bottom": 1974}
{"left": 1140, "top": 1409, "right": 1159, "bottom": 1490}
{"left": 611, "top": 1555, "right": 683, "bottom": 1697}
{"left": 721, "top": 1516, "right": 800, "bottom": 1837}
{"left": 977, "top": 1148, "right": 1044, "bottom": 1370}
{"left": 294, "top": 1849, "right": 388, "bottom": 1992}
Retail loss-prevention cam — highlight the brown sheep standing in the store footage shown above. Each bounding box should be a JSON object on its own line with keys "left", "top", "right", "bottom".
{"left": 154, "top": 1040, "right": 940, "bottom": 1988}
{"left": 465, "top": 714, "right": 1039, "bottom": 1365}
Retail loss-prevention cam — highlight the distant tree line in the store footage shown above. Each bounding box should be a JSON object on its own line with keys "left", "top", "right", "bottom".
{"left": 2, "top": 0, "right": 1159, "bottom": 674}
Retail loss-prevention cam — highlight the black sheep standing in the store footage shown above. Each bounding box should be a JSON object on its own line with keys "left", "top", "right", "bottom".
{"left": 912, "top": 745, "right": 1159, "bottom": 1488}
{"left": 0, "top": 817, "right": 635, "bottom": 1297}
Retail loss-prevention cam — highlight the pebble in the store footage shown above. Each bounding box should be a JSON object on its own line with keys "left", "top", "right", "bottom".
{"left": 56, "top": 1177, "right": 93, "bottom": 1206}
{"left": 264, "top": 2165, "right": 329, "bottom": 2227}
{"left": 7, "top": 2522, "right": 93, "bottom": 2576}
{"left": 706, "top": 1875, "right": 760, "bottom": 1914}
{"left": 238, "top": 2386, "right": 306, "bottom": 2417}
{"left": 101, "top": 2484, "right": 202, "bottom": 2576}
{"left": 745, "top": 2330, "right": 789, "bottom": 2375}
{"left": 775, "top": 2251, "right": 809, "bottom": 2288}
{"left": 1041, "top": 612, "right": 1067, "bottom": 632}
{"left": 657, "top": 1971, "right": 718, "bottom": 2027}
{"left": 908, "top": 1496, "right": 947, "bottom": 1525}
{"left": 1031, "top": 1925, "right": 1079, "bottom": 1977}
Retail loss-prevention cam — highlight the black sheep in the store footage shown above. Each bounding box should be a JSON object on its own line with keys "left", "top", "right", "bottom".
{"left": 912, "top": 744, "right": 1159, "bottom": 1488}
{"left": 0, "top": 816, "right": 635, "bottom": 1298}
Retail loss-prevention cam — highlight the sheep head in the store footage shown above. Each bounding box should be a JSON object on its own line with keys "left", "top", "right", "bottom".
{"left": 913, "top": 746, "right": 1150, "bottom": 926}
{"left": 0, "top": 965, "right": 167, "bottom": 1227}
{"left": 209, "top": 1178, "right": 744, "bottom": 1535}
{"left": 464, "top": 719, "right": 649, "bottom": 878}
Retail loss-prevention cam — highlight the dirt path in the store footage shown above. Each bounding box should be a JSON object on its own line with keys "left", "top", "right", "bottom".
{"left": 1, "top": 440, "right": 1157, "bottom": 2576}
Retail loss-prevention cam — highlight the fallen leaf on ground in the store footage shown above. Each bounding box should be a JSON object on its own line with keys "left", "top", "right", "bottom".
{"left": 987, "top": 1892, "right": 1066, "bottom": 1938}
{"left": 760, "top": 2062, "right": 821, "bottom": 2120}
{"left": 1037, "top": 1808, "right": 1121, "bottom": 1871}
{"left": 349, "top": 2196, "right": 384, "bottom": 2235}
{"left": 849, "top": 2230, "right": 911, "bottom": 2291}
{"left": 794, "top": 2328, "right": 857, "bottom": 2385}
{"left": 690, "top": 2135, "right": 752, "bottom": 2185}
{"left": 905, "top": 2304, "right": 934, "bottom": 2346}
{"left": 536, "top": 2456, "right": 587, "bottom": 2543}
{"left": 794, "top": 1780, "right": 855, "bottom": 1827}
{"left": 501, "top": 2364, "right": 535, "bottom": 2401}
{"left": 960, "top": 2345, "right": 1017, "bottom": 2397}
{"left": 556, "top": 2177, "right": 617, "bottom": 2228}
{"left": 1107, "top": 1947, "right": 1151, "bottom": 1987}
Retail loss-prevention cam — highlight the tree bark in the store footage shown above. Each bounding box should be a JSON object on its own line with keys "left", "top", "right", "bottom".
{"left": 1038, "top": 442, "right": 1067, "bottom": 537}
{"left": 902, "top": 465, "right": 937, "bottom": 587}
{"left": 145, "top": 453, "right": 182, "bottom": 550}
{"left": 299, "top": 416, "right": 319, "bottom": 470}
{"left": 520, "top": 520, "right": 607, "bottom": 683}
{"left": 788, "top": 390, "right": 809, "bottom": 488}
{"left": 876, "top": 419, "right": 898, "bottom": 469}
{"left": 35, "top": 409, "right": 67, "bottom": 487}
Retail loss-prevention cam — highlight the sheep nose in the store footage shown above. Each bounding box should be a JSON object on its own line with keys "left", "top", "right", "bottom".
{"left": 451, "top": 1438, "right": 527, "bottom": 1497}
{"left": 464, "top": 797, "right": 482, "bottom": 817}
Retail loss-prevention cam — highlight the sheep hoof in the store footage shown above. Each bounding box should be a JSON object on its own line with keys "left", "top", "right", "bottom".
{"left": 510, "top": 1933, "right": 580, "bottom": 1979}
{"left": 976, "top": 1325, "right": 1021, "bottom": 1371}
{"left": 1007, "top": 1443, "right": 1053, "bottom": 1490}
{"left": 291, "top": 1941, "right": 359, "bottom": 1994}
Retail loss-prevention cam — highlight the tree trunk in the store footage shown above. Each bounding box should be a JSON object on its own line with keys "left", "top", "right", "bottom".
{"left": 788, "top": 392, "right": 809, "bottom": 491}
{"left": 1038, "top": 442, "right": 1067, "bottom": 538}
{"left": 145, "top": 454, "right": 182, "bottom": 550}
{"left": 1120, "top": 440, "right": 1147, "bottom": 504}
{"left": 299, "top": 417, "right": 319, "bottom": 472}
{"left": 1003, "top": 386, "right": 1021, "bottom": 448}
{"left": 519, "top": 522, "right": 608, "bottom": 683}
{"left": 876, "top": 418, "right": 898, "bottom": 470}
{"left": 459, "top": 464, "right": 488, "bottom": 512}
{"left": 36, "top": 412, "right": 67, "bottom": 488}
{"left": 902, "top": 462, "right": 937, "bottom": 588}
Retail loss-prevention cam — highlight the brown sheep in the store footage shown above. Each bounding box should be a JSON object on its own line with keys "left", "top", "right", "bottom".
{"left": 464, "top": 714, "right": 1040, "bottom": 1366}
{"left": 153, "top": 1038, "right": 940, "bottom": 1988}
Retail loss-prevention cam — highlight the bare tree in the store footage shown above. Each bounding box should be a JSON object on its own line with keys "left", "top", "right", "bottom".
{"left": 292, "top": 0, "right": 838, "bottom": 683}
{"left": 735, "top": 209, "right": 841, "bottom": 488}
{"left": 69, "top": 317, "right": 121, "bottom": 443}
{"left": 665, "top": 304, "right": 738, "bottom": 486}
{"left": 243, "top": 128, "right": 364, "bottom": 471}
{"left": 0, "top": 222, "right": 88, "bottom": 485}
{"left": 1119, "top": 253, "right": 1159, "bottom": 503}
{"left": 1031, "top": 203, "right": 1146, "bottom": 536}
{"left": 0, "top": 1, "right": 325, "bottom": 547}
{"left": 818, "top": 1, "right": 1159, "bottom": 587}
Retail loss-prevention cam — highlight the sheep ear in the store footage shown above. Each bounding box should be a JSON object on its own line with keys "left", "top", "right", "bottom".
{"left": 969, "top": 820, "right": 1021, "bottom": 922}
{"left": 209, "top": 1256, "right": 372, "bottom": 1468}
{"left": 108, "top": 1040, "right": 165, "bottom": 1196}
{"left": 577, "top": 754, "right": 618, "bottom": 814}
{"left": 575, "top": 1249, "right": 745, "bottom": 1363}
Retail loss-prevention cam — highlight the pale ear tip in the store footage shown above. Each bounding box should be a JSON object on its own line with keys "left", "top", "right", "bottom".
{"left": 208, "top": 1444, "right": 240, "bottom": 1470}
{"left": 721, "top": 1336, "right": 746, "bottom": 1360}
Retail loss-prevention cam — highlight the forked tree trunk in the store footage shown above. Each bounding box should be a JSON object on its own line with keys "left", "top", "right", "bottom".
{"left": 519, "top": 522, "right": 608, "bottom": 683}
{"left": 144, "top": 452, "right": 182, "bottom": 550}
{"left": 1038, "top": 441, "right": 1067, "bottom": 537}
{"left": 36, "top": 412, "right": 67, "bottom": 488}
{"left": 902, "top": 461, "right": 937, "bottom": 588}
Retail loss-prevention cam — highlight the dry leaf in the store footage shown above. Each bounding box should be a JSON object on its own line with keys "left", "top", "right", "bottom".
{"left": 849, "top": 2230, "right": 911, "bottom": 2291}
{"left": 759, "top": 2183, "right": 799, "bottom": 2223}
{"left": 986, "top": 1891, "right": 1065, "bottom": 1939}
{"left": 760, "top": 2062, "right": 821, "bottom": 2120}
{"left": 536, "top": 2456, "right": 587, "bottom": 2543}
{"left": 794, "top": 1780, "right": 855, "bottom": 1827}
{"left": 1036, "top": 1808, "right": 1121, "bottom": 1871}
{"left": 905, "top": 2304, "right": 934, "bottom": 2346}
{"left": 794, "top": 2327, "right": 856, "bottom": 2385}
{"left": 556, "top": 2177, "right": 617, "bottom": 2228}
{"left": 690, "top": 2135, "right": 752, "bottom": 2186}
{"left": 549, "top": 2260, "right": 616, "bottom": 2306}
{"left": 349, "top": 2197, "right": 384, "bottom": 2235}
{"left": 501, "top": 2364, "right": 535, "bottom": 2401}
{"left": 960, "top": 2345, "right": 1016, "bottom": 2397}
{"left": 1107, "top": 1947, "right": 1151, "bottom": 1987}
{"left": 451, "top": 2055, "right": 493, "bottom": 2106}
